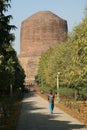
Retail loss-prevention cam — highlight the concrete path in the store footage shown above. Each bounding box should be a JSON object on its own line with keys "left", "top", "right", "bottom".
{"left": 16, "top": 92, "right": 87, "bottom": 130}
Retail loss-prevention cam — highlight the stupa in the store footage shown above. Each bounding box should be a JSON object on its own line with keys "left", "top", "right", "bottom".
{"left": 18, "top": 11, "right": 68, "bottom": 85}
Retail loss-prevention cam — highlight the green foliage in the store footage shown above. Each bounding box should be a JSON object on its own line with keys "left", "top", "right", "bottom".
{"left": 0, "top": 0, "right": 25, "bottom": 93}
{"left": 38, "top": 47, "right": 54, "bottom": 87}
{"left": 0, "top": 0, "right": 16, "bottom": 46}
{"left": 37, "top": 8, "right": 87, "bottom": 100}
{"left": 40, "top": 86, "right": 51, "bottom": 93}
{"left": 79, "top": 86, "right": 87, "bottom": 98}
{"left": 59, "top": 87, "right": 74, "bottom": 99}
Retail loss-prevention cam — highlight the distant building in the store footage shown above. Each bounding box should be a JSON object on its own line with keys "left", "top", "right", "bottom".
{"left": 18, "top": 11, "right": 68, "bottom": 85}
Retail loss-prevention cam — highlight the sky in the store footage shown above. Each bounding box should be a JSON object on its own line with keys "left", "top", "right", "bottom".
{"left": 8, "top": 0, "right": 87, "bottom": 54}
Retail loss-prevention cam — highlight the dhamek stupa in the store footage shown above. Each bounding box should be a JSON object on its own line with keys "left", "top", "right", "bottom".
{"left": 18, "top": 11, "right": 68, "bottom": 85}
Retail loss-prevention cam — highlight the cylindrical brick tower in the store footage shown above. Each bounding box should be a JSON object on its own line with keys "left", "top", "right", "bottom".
{"left": 18, "top": 11, "right": 68, "bottom": 84}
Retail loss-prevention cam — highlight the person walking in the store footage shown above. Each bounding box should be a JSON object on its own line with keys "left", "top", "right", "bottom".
{"left": 48, "top": 89, "right": 55, "bottom": 114}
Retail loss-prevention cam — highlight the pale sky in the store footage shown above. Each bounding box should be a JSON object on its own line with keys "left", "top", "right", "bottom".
{"left": 8, "top": 0, "right": 87, "bottom": 54}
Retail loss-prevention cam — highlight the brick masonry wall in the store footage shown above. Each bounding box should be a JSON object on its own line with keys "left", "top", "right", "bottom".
{"left": 18, "top": 11, "right": 68, "bottom": 84}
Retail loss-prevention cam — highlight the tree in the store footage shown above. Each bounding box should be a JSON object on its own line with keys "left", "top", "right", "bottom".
{"left": 0, "top": 0, "right": 16, "bottom": 46}
{"left": 0, "top": 0, "right": 25, "bottom": 94}
{"left": 37, "top": 8, "right": 87, "bottom": 99}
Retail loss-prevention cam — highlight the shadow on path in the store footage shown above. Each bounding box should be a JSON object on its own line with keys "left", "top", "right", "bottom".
{"left": 16, "top": 92, "right": 87, "bottom": 130}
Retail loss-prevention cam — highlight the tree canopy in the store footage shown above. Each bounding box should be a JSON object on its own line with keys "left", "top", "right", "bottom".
{"left": 0, "top": 0, "right": 25, "bottom": 94}
{"left": 37, "top": 8, "right": 87, "bottom": 99}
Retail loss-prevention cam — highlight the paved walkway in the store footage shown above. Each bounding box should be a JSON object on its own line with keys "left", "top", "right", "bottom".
{"left": 16, "top": 92, "right": 87, "bottom": 130}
